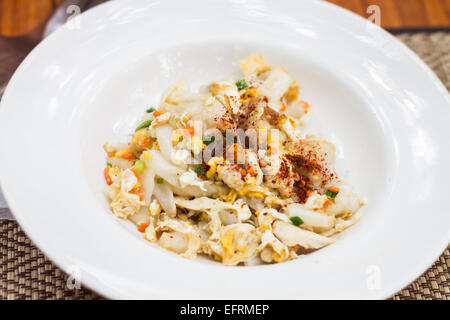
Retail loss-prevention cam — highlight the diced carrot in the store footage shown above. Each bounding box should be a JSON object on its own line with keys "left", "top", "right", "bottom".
{"left": 323, "top": 199, "right": 332, "bottom": 208}
{"left": 328, "top": 186, "right": 340, "bottom": 193}
{"left": 185, "top": 125, "right": 194, "bottom": 135}
{"left": 259, "top": 160, "right": 267, "bottom": 168}
{"left": 301, "top": 101, "right": 310, "bottom": 110}
{"left": 247, "top": 167, "right": 255, "bottom": 176}
{"left": 153, "top": 110, "right": 161, "bottom": 117}
{"left": 120, "top": 152, "right": 134, "bottom": 160}
{"left": 306, "top": 189, "right": 313, "bottom": 197}
{"left": 130, "top": 188, "right": 144, "bottom": 201}
{"left": 130, "top": 169, "right": 140, "bottom": 181}
{"left": 241, "top": 169, "right": 247, "bottom": 176}
{"left": 140, "top": 137, "right": 151, "bottom": 148}
{"left": 104, "top": 168, "right": 112, "bottom": 185}
{"left": 138, "top": 222, "right": 149, "bottom": 232}
{"left": 107, "top": 152, "right": 116, "bottom": 158}
{"left": 299, "top": 139, "right": 304, "bottom": 145}
{"left": 280, "top": 103, "right": 286, "bottom": 111}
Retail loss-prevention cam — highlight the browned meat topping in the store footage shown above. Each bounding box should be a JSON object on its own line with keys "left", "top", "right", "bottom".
{"left": 236, "top": 97, "right": 267, "bottom": 130}
{"left": 285, "top": 143, "right": 335, "bottom": 186}
{"left": 263, "top": 105, "right": 280, "bottom": 125}
{"left": 214, "top": 110, "right": 236, "bottom": 131}
{"left": 293, "top": 177, "right": 310, "bottom": 204}
{"left": 285, "top": 153, "right": 323, "bottom": 175}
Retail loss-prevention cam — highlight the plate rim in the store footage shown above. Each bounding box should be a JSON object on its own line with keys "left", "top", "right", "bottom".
{"left": 0, "top": 0, "right": 449, "bottom": 300}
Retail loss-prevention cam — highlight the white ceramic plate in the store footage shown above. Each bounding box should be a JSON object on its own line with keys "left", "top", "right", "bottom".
{"left": 0, "top": 0, "right": 449, "bottom": 299}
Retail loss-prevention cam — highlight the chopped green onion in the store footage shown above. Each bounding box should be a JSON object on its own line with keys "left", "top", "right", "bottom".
{"left": 134, "top": 160, "right": 146, "bottom": 173}
{"left": 290, "top": 216, "right": 304, "bottom": 226}
{"left": 106, "top": 162, "right": 112, "bottom": 168}
{"left": 326, "top": 189, "right": 338, "bottom": 199}
{"left": 194, "top": 164, "right": 204, "bottom": 176}
{"left": 203, "top": 134, "right": 215, "bottom": 146}
{"left": 156, "top": 178, "right": 164, "bottom": 184}
{"left": 236, "top": 79, "right": 248, "bottom": 90}
{"left": 135, "top": 120, "right": 152, "bottom": 132}
{"left": 146, "top": 107, "right": 156, "bottom": 113}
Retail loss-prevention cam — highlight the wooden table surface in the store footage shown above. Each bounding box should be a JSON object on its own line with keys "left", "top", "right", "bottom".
{"left": 327, "top": 0, "right": 450, "bottom": 29}
{"left": 0, "top": 0, "right": 450, "bottom": 37}
{"left": 0, "top": 0, "right": 64, "bottom": 37}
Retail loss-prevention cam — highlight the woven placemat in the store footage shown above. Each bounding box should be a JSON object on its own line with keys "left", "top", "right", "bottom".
{"left": 0, "top": 31, "right": 449, "bottom": 300}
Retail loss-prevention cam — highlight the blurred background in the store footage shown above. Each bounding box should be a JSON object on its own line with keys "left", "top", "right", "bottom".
{"left": 1, "top": 0, "right": 449, "bottom": 37}
{"left": 0, "top": 0, "right": 449, "bottom": 90}
{"left": 329, "top": 0, "right": 450, "bottom": 29}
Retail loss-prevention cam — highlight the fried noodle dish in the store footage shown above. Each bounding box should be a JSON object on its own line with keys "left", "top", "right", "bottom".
{"left": 103, "top": 54, "right": 366, "bottom": 265}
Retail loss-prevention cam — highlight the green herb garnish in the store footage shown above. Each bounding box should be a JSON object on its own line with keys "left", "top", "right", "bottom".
{"left": 194, "top": 164, "right": 205, "bottom": 176}
{"left": 326, "top": 189, "right": 338, "bottom": 199}
{"left": 135, "top": 120, "right": 152, "bottom": 132}
{"left": 203, "top": 134, "right": 215, "bottom": 146}
{"left": 156, "top": 178, "right": 164, "bottom": 184}
{"left": 146, "top": 107, "right": 156, "bottom": 113}
{"left": 235, "top": 79, "right": 248, "bottom": 90}
{"left": 107, "top": 162, "right": 112, "bottom": 168}
{"left": 134, "top": 160, "right": 146, "bottom": 173}
{"left": 290, "top": 216, "right": 304, "bottom": 226}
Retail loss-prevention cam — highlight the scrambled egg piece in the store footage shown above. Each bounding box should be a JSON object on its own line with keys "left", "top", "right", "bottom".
{"left": 206, "top": 157, "right": 224, "bottom": 179}
{"left": 110, "top": 192, "right": 143, "bottom": 219}
{"left": 238, "top": 54, "right": 272, "bottom": 75}
{"left": 132, "top": 129, "right": 149, "bottom": 146}
{"left": 217, "top": 164, "right": 245, "bottom": 190}
{"left": 282, "top": 80, "right": 300, "bottom": 103}
{"left": 213, "top": 223, "right": 260, "bottom": 265}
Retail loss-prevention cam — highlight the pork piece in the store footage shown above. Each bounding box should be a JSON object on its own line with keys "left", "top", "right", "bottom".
{"left": 285, "top": 140, "right": 337, "bottom": 189}
{"left": 236, "top": 97, "right": 267, "bottom": 130}
{"left": 264, "top": 155, "right": 300, "bottom": 198}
